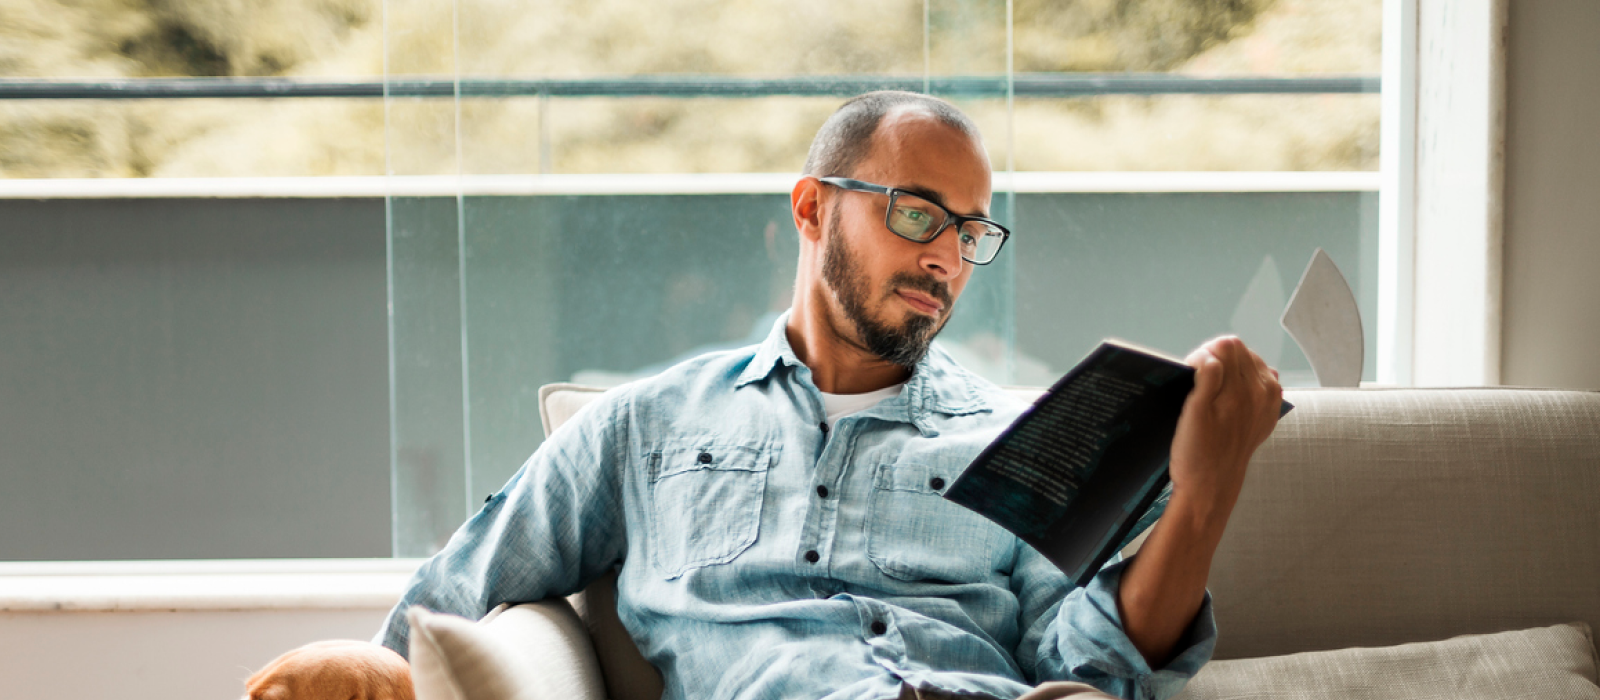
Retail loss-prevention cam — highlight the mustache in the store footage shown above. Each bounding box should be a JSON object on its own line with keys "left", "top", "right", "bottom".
{"left": 887, "top": 271, "right": 952, "bottom": 309}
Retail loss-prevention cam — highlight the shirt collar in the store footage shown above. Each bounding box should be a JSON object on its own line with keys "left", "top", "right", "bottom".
{"left": 735, "top": 309, "right": 808, "bottom": 389}
{"left": 735, "top": 310, "right": 991, "bottom": 420}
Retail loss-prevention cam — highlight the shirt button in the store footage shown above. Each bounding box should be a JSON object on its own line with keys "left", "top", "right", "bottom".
{"left": 697, "top": 451, "right": 713, "bottom": 464}
{"left": 819, "top": 421, "right": 829, "bottom": 434}
{"left": 929, "top": 477, "right": 946, "bottom": 490}
{"left": 816, "top": 484, "right": 829, "bottom": 498}
{"left": 870, "top": 620, "right": 887, "bottom": 635}
{"left": 805, "top": 550, "right": 820, "bottom": 563}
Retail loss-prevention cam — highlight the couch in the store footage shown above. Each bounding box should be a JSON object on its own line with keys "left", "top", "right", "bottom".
{"left": 404, "top": 385, "right": 1600, "bottom": 700}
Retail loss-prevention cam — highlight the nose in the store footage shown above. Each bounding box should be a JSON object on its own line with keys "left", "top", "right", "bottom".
{"left": 919, "top": 223, "right": 966, "bottom": 281}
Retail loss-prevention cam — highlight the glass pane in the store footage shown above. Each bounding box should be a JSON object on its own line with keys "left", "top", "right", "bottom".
{"left": 385, "top": 0, "right": 467, "bottom": 556}
{"left": 387, "top": 195, "right": 469, "bottom": 556}
{"left": 459, "top": 193, "right": 799, "bottom": 507}
{"left": 1, "top": 0, "right": 385, "bottom": 180}
{"left": 0, "top": 97, "right": 385, "bottom": 178}
{"left": 532, "top": 96, "right": 838, "bottom": 175}
{"left": 386, "top": 0, "right": 1382, "bottom": 556}
{"left": 1013, "top": 94, "right": 1380, "bottom": 172}
{"left": 387, "top": 0, "right": 1018, "bottom": 556}
{"left": 1012, "top": 192, "right": 1379, "bottom": 388}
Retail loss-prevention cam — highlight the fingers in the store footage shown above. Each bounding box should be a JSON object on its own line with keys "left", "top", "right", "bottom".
{"left": 1191, "top": 336, "right": 1282, "bottom": 410}
{"left": 1185, "top": 346, "right": 1223, "bottom": 404}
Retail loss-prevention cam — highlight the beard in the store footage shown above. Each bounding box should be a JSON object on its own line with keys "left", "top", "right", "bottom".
{"left": 821, "top": 206, "right": 953, "bottom": 369}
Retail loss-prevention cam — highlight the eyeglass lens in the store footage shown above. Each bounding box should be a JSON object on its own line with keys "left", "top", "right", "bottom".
{"left": 887, "top": 191, "right": 1006, "bottom": 263}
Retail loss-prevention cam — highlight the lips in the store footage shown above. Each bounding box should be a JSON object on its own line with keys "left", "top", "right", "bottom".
{"left": 897, "top": 289, "right": 944, "bottom": 316}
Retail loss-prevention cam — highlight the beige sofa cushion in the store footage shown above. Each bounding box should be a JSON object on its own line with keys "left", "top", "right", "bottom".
{"left": 1176, "top": 622, "right": 1600, "bottom": 700}
{"left": 408, "top": 603, "right": 607, "bottom": 700}
{"left": 1209, "top": 388, "right": 1600, "bottom": 659}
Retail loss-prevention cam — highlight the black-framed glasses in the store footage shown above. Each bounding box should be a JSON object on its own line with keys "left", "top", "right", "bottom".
{"left": 818, "top": 177, "right": 1010, "bottom": 265}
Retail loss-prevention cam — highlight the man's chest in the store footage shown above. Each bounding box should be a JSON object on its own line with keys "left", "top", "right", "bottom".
{"left": 620, "top": 395, "right": 1021, "bottom": 591}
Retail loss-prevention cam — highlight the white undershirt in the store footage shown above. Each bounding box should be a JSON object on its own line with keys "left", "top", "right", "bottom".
{"left": 819, "top": 383, "right": 906, "bottom": 424}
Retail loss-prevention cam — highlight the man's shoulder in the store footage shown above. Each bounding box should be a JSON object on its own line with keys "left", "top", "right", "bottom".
{"left": 593, "top": 343, "right": 766, "bottom": 412}
{"left": 547, "top": 345, "right": 767, "bottom": 448}
{"left": 641, "top": 343, "right": 764, "bottom": 390}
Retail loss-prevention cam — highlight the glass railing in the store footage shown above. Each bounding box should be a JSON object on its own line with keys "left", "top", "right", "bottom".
{"left": 374, "top": 0, "right": 1380, "bottom": 555}
{"left": 0, "top": 2, "right": 1382, "bottom": 560}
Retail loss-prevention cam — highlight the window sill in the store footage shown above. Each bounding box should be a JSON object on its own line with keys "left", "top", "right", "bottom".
{"left": 0, "top": 559, "right": 424, "bottom": 612}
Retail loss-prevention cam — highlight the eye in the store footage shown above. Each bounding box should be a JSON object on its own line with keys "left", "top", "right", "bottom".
{"left": 896, "top": 207, "right": 927, "bottom": 222}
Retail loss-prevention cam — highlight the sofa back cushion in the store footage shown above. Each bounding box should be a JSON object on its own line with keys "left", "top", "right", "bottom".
{"left": 1213, "top": 387, "right": 1600, "bottom": 659}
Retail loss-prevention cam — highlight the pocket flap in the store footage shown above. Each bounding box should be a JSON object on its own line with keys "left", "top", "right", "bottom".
{"left": 651, "top": 439, "right": 772, "bottom": 482}
{"left": 872, "top": 461, "right": 956, "bottom": 495}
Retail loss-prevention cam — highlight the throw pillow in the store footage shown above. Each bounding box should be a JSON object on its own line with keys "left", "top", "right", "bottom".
{"left": 1176, "top": 622, "right": 1600, "bottom": 700}
{"left": 407, "top": 603, "right": 607, "bottom": 700}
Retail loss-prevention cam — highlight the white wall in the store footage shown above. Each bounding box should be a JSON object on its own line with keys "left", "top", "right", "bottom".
{"left": 1500, "top": 0, "right": 1600, "bottom": 389}
{"left": 0, "top": 560, "right": 414, "bottom": 700}
{"left": 0, "top": 609, "right": 391, "bottom": 700}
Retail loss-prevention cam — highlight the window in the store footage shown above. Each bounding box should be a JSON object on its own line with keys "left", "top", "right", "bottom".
{"left": 1, "top": 0, "right": 1404, "bottom": 560}
{"left": 380, "top": 0, "right": 1383, "bottom": 555}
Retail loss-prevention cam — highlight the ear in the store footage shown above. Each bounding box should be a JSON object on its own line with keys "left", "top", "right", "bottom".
{"left": 791, "top": 176, "right": 825, "bottom": 244}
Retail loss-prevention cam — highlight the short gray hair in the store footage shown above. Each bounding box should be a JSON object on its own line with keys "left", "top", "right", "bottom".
{"left": 802, "top": 91, "right": 982, "bottom": 178}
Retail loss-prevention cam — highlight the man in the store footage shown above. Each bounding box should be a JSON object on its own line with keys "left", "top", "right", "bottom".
{"left": 253, "top": 91, "right": 1283, "bottom": 700}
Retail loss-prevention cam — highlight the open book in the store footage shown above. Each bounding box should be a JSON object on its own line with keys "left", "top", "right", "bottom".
{"left": 942, "top": 340, "right": 1293, "bottom": 588}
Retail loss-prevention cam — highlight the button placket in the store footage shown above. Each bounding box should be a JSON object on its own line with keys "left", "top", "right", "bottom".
{"left": 800, "top": 427, "right": 835, "bottom": 568}
{"left": 855, "top": 601, "right": 906, "bottom": 665}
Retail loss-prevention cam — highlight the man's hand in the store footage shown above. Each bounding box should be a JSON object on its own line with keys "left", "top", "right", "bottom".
{"left": 1168, "top": 335, "right": 1284, "bottom": 518}
{"left": 244, "top": 640, "right": 414, "bottom": 700}
{"left": 1116, "top": 335, "right": 1283, "bottom": 668}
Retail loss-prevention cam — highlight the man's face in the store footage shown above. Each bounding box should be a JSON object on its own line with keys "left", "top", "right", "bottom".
{"left": 818, "top": 109, "right": 992, "bottom": 369}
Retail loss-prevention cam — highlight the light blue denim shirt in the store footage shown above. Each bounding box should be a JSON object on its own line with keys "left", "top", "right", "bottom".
{"left": 377, "top": 312, "right": 1215, "bottom": 700}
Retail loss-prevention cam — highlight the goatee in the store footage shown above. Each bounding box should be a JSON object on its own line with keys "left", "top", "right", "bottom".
{"left": 821, "top": 209, "right": 952, "bottom": 369}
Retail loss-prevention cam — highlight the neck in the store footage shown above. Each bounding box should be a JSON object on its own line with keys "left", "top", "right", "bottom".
{"left": 786, "top": 290, "right": 912, "bottom": 395}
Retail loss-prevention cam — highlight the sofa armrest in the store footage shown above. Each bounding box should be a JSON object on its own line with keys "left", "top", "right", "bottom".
{"left": 408, "top": 601, "right": 607, "bottom": 700}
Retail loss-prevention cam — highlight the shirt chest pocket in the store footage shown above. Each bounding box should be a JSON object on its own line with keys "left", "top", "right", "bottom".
{"left": 866, "top": 462, "right": 1013, "bottom": 585}
{"left": 646, "top": 439, "right": 774, "bottom": 580}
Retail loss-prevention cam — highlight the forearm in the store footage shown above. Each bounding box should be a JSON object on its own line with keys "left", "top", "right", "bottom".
{"left": 1020, "top": 551, "right": 1217, "bottom": 700}
{"left": 1111, "top": 335, "right": 1281, "bottom": 671}
{"left": 1115, "top": 485, "right": 1235, "bottom": 667}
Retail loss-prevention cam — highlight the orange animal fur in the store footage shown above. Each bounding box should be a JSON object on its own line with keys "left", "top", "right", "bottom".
{"left": 245, "top": 640, "right": 414, "bottom": 700}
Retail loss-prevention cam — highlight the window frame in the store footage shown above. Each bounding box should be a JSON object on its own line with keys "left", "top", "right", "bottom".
{"left": 1380, "top": 0, "right": 1509, "bottom": 386}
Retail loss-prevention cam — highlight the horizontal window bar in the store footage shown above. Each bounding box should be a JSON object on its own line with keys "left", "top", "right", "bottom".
{"left": 0, "top": 558, "right": 424, "bottom": 612}
{"left": 0, "top": 74, "right": 1379, "bottom": 100}
{"left": 0, "top": 172, "right": 1380, "bottom": 199}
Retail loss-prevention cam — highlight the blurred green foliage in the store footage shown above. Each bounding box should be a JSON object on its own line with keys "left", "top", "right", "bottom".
{"left": 1015, "top": 0, "right": 1275, "bottom": 72}
{"left": 0, "top": 0, "right": 1377, "bottom": 178}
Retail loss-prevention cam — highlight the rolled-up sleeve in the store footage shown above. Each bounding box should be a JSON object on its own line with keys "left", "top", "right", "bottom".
{"left": 373, "top": 392, "right": 630, "bottom": 657}
{"left": 1012, "top": 550, "right": 1217, "bottom": 700}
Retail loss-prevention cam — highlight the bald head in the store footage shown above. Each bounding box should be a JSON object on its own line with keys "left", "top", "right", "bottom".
{"left": 802, "top": 91, "right": 984, "bottom": 179}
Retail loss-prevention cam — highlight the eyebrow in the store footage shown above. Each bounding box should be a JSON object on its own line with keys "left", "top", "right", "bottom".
{"left": 896, "top": 183, "right": 989, "bottom": 219}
